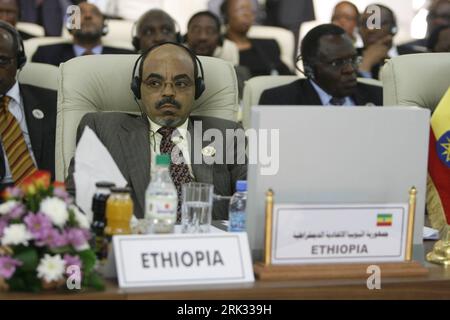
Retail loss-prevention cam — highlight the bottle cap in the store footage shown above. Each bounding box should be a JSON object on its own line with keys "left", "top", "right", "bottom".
{"left": 110, "top": 187, "right": 131, "bottom": 194}
{"left": 156, "top": 154, "right": 171, "bottom": 166}
{"left": 95, "top": 181, "right": 116, "bottom": 188}
{"left": 236, "top": 180, "right": 247, "bottom": 192}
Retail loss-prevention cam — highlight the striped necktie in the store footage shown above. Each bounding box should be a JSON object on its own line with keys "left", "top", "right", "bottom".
{"left": 0, "top": 96, "right": 37, "bottom": 185}
{"left": 158, "top": 126, "right": 194, "bottom": 221}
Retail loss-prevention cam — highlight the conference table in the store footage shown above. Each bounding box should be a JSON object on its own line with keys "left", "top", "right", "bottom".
{"left": 1, "top": 240, "right": 450, "bottom": 300}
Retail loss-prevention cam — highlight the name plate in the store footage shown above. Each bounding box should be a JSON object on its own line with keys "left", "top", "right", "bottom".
{"left": 113, "top": 233, "right": 254, "bottom": 288}
{"left": 272, "top": 204, "right": 408, "bottom": 265}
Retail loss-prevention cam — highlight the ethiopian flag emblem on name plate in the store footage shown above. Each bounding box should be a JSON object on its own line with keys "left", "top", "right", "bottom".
{"left": 377, "top": 214, "right": 393, "bottom": 227}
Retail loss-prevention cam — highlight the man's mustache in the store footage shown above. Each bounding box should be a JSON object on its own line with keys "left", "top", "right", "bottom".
{"left": 155, "top": 97, "right": 181, "bottom": 109}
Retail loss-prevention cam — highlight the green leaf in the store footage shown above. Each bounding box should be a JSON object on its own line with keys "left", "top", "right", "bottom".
{"left": 13, "top": 247, "right": 39, "bottom": 272}
{"left": 84, "top": 272, "right": 105, "bottom": 291}
{"left": 49, "top": 246, "right": 73, "bottom": 255}
{"left": 78, "top": 249, "right": 97, "bottom": 274}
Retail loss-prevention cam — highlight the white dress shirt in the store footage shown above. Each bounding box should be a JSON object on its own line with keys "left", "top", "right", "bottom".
{"left": 310, "top": 80, "right": 355, "bottom": 106}
{"left": 1, "top": 82, "right": 37, "bottom": 183}
{"left": 148, "top": 117, "right": 194, "bottom": 179}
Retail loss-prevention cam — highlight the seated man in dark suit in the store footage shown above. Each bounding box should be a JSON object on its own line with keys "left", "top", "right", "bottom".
{"left": 0, "top": 0, "right": 33, "bottom": 40}
{"left": 260, "top": 24, "right": 382, "bottom": 106}
{"left": 185, "top": 10, "right": 251, "bottom": 99}
{"left": 32, "top": 2, "right": 132, "bottom": 66}
{"left": 402, "top": 0, "right": 450, "bottom": 53}
{"left": 221, "top": 0, "right": 292, "bottom": 77}
{"left": 66, "top": 42, "right": 247, "bottom": 221}
{"left": 0, "top": 21, "right": 56, "bottom": 192}
{"left": 132, "top": 9, "right": 181, "bottom": 53}
{"left": 357, "top": 4, "right": 417, "bottom": 80}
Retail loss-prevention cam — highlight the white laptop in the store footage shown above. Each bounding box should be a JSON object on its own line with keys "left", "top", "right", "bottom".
{"left": 246, "top": 106, "right": 431, "bottom": 261}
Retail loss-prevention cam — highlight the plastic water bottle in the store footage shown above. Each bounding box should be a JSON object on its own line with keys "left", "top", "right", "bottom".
{"left": 228, "top": 180, "right": 247, "bottom": 232}
{"left": 145, "top": 154, "right": 178, "bottom": 233}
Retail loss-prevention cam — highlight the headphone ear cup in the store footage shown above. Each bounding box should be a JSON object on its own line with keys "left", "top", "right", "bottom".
{"left": 17, "top": 54, "right": 26, "bottom": 70}
{"left": 304, "top": 65, "right": 314, "bottom": 79}
{"left": 132, "top": 36, "right": 140, "bottom": 52}
{"left": 176, "top": 32, "right": 183, "bottom": 44}
{"left": 131, "top": 76, "right": 141, "bottom": 100}
{"left": 195, "top": 77, "right": 205, "bottom": 100}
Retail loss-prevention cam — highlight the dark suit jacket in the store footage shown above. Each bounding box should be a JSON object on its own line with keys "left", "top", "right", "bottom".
{"left": 31, "top": 43, "right": 134, "bottom": 66}
{"left": 259, "top": 78, "right": 382, "bottom": 106}
{"left": 65, "top": 113, "right": 248, "bottom": 220}
{"left": 0, "top": 84, "right": 57, "bottom": 187}
{"left": 239, "top": 38, "right": 293, "bottom": 77}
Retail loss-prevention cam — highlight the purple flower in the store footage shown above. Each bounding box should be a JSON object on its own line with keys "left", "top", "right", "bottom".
{"left": 24, "top": 212, "right": 53, "bottom": 240}
{"left": 4, "top": 187, "right": 24, "bottom": 199}
{"left": 63, "top": 254, "right": 82, "bottom": 269}
{"left": 0, "top": 256, "right": 22, "bottom": 280}
{"left": 36, "top": 228, "right": 68, "bottom": 248}
{"left": 66, "top": 228, "right": 90, "bottom": 250}
{"left": 8, "top": 203, "right": 25, "bottom": 219}
{"left": 53, "top": 187, "right": 72, "bottom": 204}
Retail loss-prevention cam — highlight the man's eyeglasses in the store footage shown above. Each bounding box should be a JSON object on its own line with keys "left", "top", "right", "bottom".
{"left": 322, "top": 56, "right": 362, "bottom": 69}
{"left": 0, "top": 56, "right": 14, "bottom": 67}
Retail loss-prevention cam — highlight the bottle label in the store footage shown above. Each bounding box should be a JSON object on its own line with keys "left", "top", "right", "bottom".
{"left": 146, "top": 197, "right": 177, "bottom": 220}
{"left": 229, "top": 211, "right": 246, "bottom": 232}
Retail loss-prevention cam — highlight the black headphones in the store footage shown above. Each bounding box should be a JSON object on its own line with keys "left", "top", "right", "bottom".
{"left": 130, "top": 42, "right": 206, "bottom": 100}
{"left": 131, "top": 18, "right": 183, "bottom": 52}
{"left": 0, "top": 21, "right": 26, "bottom": 70}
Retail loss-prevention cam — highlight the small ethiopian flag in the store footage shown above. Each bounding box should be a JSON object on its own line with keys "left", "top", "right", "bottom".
{"left": 377, "top": 214, "right": 392, "bottom": 227}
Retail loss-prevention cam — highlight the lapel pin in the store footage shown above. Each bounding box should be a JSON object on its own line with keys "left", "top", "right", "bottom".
{"left": 202, "top": 145, "right": 216, "bottom": 157}
{"left": 32, "top": 109, "right": 44, "bottom": 119}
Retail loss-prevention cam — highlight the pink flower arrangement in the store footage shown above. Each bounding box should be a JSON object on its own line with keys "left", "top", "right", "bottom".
{"left": 0, "top": 171, "right": 103, "bottom": 292}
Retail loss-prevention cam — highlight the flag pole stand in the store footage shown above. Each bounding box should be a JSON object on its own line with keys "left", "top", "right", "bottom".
{"left": 254, "top": 187, "right": 428, "bottom": 281}
{"left": 426, "top": 226, "right": 450, "bottom": 266}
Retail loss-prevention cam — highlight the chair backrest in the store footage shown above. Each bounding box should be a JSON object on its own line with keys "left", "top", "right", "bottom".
{"left": 381, "top": 53, "right": 450, "bottom": 112}
{"left": 18, "top": 62, "right": 59, "bottom": 91}
{"left": 247, "top": 25, "right": 295, "bottom": 71}
{"left": 213, "top": 39, "right": 239, "bottom": 66}
{"left": 24, "top": 37, "right": 134, "bottom": 59}
{"left": 242, "top": 75, "right": 382, "bottom": 129}
{"left": 16, "top": 22, "right": 45, "bottom": 37}
{"left": 56, "top": 54, "right": 239, "bottom": 180}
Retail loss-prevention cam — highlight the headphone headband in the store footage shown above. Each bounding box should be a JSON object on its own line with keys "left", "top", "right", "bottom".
{"left": 130, "top": 42, "right": 205, "bottom": 100}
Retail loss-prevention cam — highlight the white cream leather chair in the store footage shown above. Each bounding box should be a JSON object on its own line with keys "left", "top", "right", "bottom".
{"left": 247, "top": 25, "right": 295, "bottom": 71}
{"left": 242, "top": 75, "right": 382, "bottom": 129}
{"left": 18, "top": 62, "right": 59, "bottom": 91}
{"left": 213, "top": 39, "right": 239, "bottom": 66}
{"left": 56, "top": 54, "right": 239, "bottom": 180}
{"left": 16, "top": 22, "right": 45, "bottom": 37}
{"left": 381, "top": 53, "right": 450, "bottom": 112}
{"left": 24, "top": 37, "right": 133, "bottom": 59}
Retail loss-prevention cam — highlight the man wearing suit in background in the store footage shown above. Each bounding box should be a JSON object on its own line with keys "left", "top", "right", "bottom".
{"left": 31, "top": 2, "right": 131, "bottom": 66}
{"left": 259, "top": 24, "right": 382, "bottom": 106}
{"left": 132, "top": 9, "right": 180, "bottom": 53}
{"left": 66, "top": 42, "right": 247, "bottom": 220}
{"left": 0, "top": 0, "right": 34, "bottom": 40}
{"left": 357, "top": 4, "right": 416, "bottom": 80}
{"left": 0, "top": 21, "right": 56, "bottom": 192}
